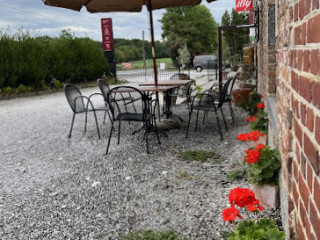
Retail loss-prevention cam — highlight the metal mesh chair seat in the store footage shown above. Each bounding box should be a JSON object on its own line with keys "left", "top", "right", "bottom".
{"left": 116, "top": 112, "right": 153, "bottom": 121}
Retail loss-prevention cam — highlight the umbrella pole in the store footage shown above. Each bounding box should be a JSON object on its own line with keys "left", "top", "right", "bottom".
{"left": 147, "top": 0, "right": 161, "bottom": 121}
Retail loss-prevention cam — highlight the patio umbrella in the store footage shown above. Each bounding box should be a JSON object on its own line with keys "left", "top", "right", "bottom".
{"left": 43, "top": 0, "right": 217, "bottom": 86}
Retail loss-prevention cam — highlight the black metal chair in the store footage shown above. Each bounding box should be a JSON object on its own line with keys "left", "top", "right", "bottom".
{"left": 206, "top": 72, "right": 240, "bottom": 123}
{"left": 97, "top": 79, "right": 137, "bottom": 123}
{"left": 64, "top": 84, "right": 107, "bottom": 139}
{"left": 186, "top": 78, "right": 233, "bottom": 141}
{"left": 105, "top": 86, "right": 161, "bottom": 154}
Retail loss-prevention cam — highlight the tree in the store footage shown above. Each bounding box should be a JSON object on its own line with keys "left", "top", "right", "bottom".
{"left": 160, "top": 5, "right": 218, "bottom": 65}
{"left": 220, "top": 8, "right": 249, "bottom": 64}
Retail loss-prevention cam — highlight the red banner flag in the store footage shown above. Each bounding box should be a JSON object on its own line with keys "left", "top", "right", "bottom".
{"left": 101, "top": 18, "right": 114, "bottom": 51}
{"left": 236, "top": 0, "right": 253, "bottom": 12}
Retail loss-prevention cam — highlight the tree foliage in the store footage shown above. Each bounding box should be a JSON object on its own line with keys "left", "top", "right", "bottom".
{"left": 160, "top": 5, "right": 218, "bottom": 64}
{"left": 114, "top": 38, "right": 168, "bottom": 63}
{"left": 221, "top": 9, "right": 249, "bottom": 63}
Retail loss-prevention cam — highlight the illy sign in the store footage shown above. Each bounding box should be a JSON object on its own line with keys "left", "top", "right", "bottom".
{"left": 236, "top": 0, "right": 252, "bottom": 12}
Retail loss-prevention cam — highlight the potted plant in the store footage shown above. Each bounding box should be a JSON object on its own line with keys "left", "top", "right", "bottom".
{"left": 242, "top": 144, "right": 281, "bottom": 208}
{"left": 222, "top": 187, "right": 285, "bottom": 240}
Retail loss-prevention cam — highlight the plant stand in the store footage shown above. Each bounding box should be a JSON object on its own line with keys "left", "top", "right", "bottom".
{"left": 253, "top": 184, "right": 279, "bottom": 208}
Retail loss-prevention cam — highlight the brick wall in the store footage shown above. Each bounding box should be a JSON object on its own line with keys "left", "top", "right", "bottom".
{"left": 276, "top": 0, "right": 320, "bottom": 239}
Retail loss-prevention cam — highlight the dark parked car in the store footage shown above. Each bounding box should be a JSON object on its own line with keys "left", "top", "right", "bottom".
{"left": 193, "top": 55, "right": 217, "bottom": 72}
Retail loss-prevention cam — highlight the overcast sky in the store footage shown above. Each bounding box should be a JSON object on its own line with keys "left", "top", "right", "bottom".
{"left": 0, "top": 0, "right": 235, "bottom": 41}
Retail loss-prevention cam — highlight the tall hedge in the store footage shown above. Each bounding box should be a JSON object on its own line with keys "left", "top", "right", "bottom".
{"left": 0, "top": 29, "right": 109, "bottom": 89}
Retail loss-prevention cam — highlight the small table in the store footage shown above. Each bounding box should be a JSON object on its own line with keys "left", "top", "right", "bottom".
{"left": 139, "top": 80, "right": 195, "bottom": 120}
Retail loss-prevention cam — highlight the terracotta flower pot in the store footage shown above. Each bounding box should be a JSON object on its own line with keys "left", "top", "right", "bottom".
{"left": 231, "top": 88, "right": 252, "bottom": 107}
{"left": 253, "top": 184, "right": 279, "bottom": 208}
{"left": 250, "top": 134, "right": 268, "bottom": 148}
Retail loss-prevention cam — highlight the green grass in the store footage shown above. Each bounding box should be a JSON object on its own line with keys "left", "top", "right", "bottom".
{"left": 179, "top": 150, "right": 221, "bottom": 163}
{"left": 117, "top": 58, "right": 173, "bottom": 69}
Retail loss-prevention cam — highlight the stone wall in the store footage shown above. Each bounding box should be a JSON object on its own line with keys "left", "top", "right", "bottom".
{"left": 276, "top": 0, "right": 320, "bottom": 239}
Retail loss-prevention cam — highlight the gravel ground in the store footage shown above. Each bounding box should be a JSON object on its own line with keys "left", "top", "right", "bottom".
{"left": 0, "top": 88, "right": 281, "bottom": 239}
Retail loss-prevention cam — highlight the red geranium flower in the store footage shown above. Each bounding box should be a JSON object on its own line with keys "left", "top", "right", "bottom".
{"left": 243, "top": 144, "right": 266, "bottom": 164}
{"left": 246, "top": 199, "right": 264, "bottom": 212}
{"left": 228, "top": 188, "right": 256, "bottom": 208}
{"left": 222, "top": 207, "right": 242, "bottom": 222}
{"left": 245, "top": 116, "right": 256, "bottom": 122}
{"left": 237, "top": 131, "right": 265, "bottom": 142}
{"left": 259, "top": 94, "right": 263, "bottom": 98}
{"left": 257, "top": 102, "right": 265, "bottom": 109}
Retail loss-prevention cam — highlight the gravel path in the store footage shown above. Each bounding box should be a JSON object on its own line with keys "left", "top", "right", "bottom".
{"left": 0, "top": 88, "right": 281, "bottom": 239}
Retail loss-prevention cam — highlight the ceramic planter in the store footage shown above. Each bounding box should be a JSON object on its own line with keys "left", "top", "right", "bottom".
{"left": 253, "top": 184, "right": 279, "bottom": 208}
{"left": 231, "top": 88, "right": 252, "bottom": 107}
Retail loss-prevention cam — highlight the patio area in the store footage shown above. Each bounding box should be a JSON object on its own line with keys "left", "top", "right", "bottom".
{"left": 0, "top": 86, "right": 281, "bottom": 239}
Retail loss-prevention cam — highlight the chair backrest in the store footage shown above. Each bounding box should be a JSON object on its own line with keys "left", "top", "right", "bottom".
{"left": 170, "top": 73, "right": 190, "bottom": 80}
{"left": 107, "top": 86, "right": 148, "bottom": 120}
{"left": 228, "top": 72, "right": 240, "bottom": 96}
{"left": 64, "top": 84, "right": 85, "bottom": 113}
{"left": 97, "top": 79, "right": 110, "bottom": 101}
{"left": 217, "top": 78, "right": 233, "bottom": 108}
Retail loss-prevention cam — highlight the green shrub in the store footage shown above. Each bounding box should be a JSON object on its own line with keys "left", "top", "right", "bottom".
{"left": 247, "top": 147, "right": 280, "bottom": 185}
{"left": 249, "top": 111, "right": 268, "bottom": 133}
{"left": 228, "top": 219, "right": 285, "bottom": 240}
{"left": 243, "top": 92, "right": 262, "bottom": 115}
{"left": 17, "top": 84, "right": 28, "bottom": 94}
{"left": 3, "top": 87, "right": 13, "bottom": 95}
{"left": 122, "top": 230, "right": 185, "bottom": 240}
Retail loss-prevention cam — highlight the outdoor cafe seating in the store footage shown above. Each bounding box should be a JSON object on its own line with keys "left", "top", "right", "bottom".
{"left": 105, "top": 86, "right": 161, "bottom": 154}
{"left": 186, "top": 77, "right": 233, "bottom": 141}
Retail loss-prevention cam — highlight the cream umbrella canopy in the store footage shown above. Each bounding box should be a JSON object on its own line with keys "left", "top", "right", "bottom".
{"left": 43, "top": 0, "right": 217, "bottom": 86}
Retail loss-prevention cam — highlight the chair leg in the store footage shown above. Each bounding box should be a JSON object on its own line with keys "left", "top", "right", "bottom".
{"left": 92, "top": 110, "right": 101, "bottom": 139}
{"left": 68, "top": 113, "right": 76, "bottom": 138}
{"left": 117, "top": 120, "right": 121, "bottom": 144}
{"left": 203, "top": 111, "right": 207, "bottom": 124}
{"left": 85, "top": 111, "right": 88, "bottom": 132}
{"left": 106, "top": 122, "right": 114, "bottom": 155}
{"left": 195, "top": 110, "right": 200, "bottom": 131}
{"left": 220, "top": 108, "right": 228, "bottom": 131}
{"left": 144, "top": 120, "right": 150, "bottom": 154}
{"left": 186, "top": 110, "right": 193, "bottom": 139}
{"left": 215, "top": 112, "right": 223, "bottom": 141}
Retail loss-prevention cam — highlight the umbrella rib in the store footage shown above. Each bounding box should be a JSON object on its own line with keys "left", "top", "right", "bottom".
{"left": 84, "top": 0, "right": 92, "bottom": 6}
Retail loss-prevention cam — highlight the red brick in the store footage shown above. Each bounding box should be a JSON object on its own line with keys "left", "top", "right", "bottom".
{"left": 294, "top": 119, "right": 303, "bottom": 146}
{"left": 293, "top": 180, "right": 299, "bottom": 206}
{"left": 301, "top": 23, "right": 306, "bottom": 45}
{"left": 296, "top": 217, "right": 306, "bottom": 240}
{"left": 310, "top": 49, "right": 319, "bottom": 75}
{"left": 297, "top": 143, "right": 301, "bottom": 164}
{"left": 307, "top": 14, "right": 320, "bottom": 43}
{"left": 303, "top": 50, "right": 309, "bottom": 72}
{"left": 291, "top": 71, "right": 299, "bottom": 92}
{"left": 299, "top": 0, "right": 305, "bottom": 19}
{"left": 312, "top": 0, "right": 319, "bottom": 10}
{"left": 297, "top": 50, "right": 303, "bottom": 71}
{"left": 301, "top": 153, "right": 307, "bottom": 179}
{"left": 304, "top": 133, "right": 319, "bottom": 174}
{"left": 301, "top": 102, "right": 307, "bottom": 126}
{"left": 306, "top": 107, "right": 314, "bottom": 132}
{"left": 307, "top": 162, "right": 313, "bottom": 192}
{"left": 314, "top": 178, "right": 320, "bottom": 212}
{"left": 294, "top": 159, "right": 299, "bottom": 182}
{"left": 313, "top": 82, "right": 320, "bottom": 108}
{"left": 292, "top": 95, "right": 300, "bottom": 118}
{"left": 311, "top": 232, "right": 317, "bottom": 240}
{"left": 291, "top": 50, "right": 297, "bottom": 67}
{"left": 299, "top": 172, "right": 310, "bottom": 209}
{"left": 294, "top": 3, "right": 299, "bottom": 21}
{"left": 305, "top": 0, "right": 311, "bottom": 16}
{"left": 310, "top": 200, "right": 320, "bottom": 239}
{"left": 316, "top": 116, "right": 320, "bottom": 145}
{"left": 300, "top": 200, "right": 312, "bottom": 239}
{"left": 295, "top": 26, "right": 301, "bottom": 45}
{"left": 299, "top": 76, "right": 312, "bottom": 102}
